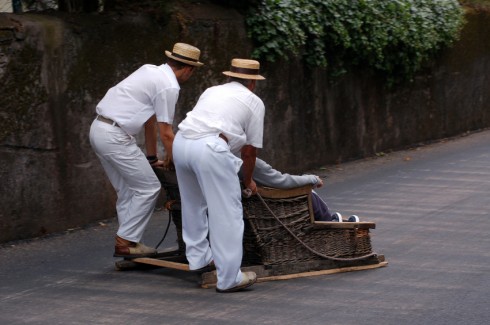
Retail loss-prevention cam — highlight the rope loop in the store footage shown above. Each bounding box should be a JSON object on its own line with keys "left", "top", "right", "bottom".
{"left": 256, "top": 193, "right": 377, "bottom": 262}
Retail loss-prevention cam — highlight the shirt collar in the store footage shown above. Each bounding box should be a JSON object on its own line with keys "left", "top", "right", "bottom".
{"left": 228, "top": 81, "right": 250, "bottom": 91}
{"left": 160, "top": 63, "right": 180, "bottom": 89}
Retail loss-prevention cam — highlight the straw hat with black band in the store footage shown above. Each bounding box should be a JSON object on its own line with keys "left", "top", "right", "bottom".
{"left": 223, "top": 59, "right": 265, "bottom": 80}
{"left": 165, "top": 43, "right": 204, "bottom": 67}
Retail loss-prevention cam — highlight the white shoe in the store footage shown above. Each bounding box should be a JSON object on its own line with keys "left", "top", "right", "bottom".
{"left": 331, "top": 212, "right": 343, "bottom": 222}
{"left": 348, "top": 215, "right": 360, "bottom": 222}
{"left": 216, "top": 271, "right": 257, "bottom": 293}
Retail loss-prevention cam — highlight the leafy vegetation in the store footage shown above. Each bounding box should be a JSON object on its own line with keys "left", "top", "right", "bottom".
{"left": 246, "top": 0, "right": 465, "bottom": 83}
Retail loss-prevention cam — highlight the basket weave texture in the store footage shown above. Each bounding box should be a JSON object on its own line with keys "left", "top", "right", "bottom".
{"left": 242, "top": 194, "right": 373, "bottom": 266}
{"left": 155, "top": 170, "right": 374, "bottom": 266}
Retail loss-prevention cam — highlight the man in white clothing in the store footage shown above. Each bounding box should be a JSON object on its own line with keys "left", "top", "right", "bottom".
{"left": 173, "top": 58, "right": 265, "bottom": 293}
{"left": 89, "top": 43, "right": 203, "bottom": 258}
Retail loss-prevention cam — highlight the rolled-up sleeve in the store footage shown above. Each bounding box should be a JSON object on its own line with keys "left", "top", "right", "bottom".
{"left": 154, "top": 87, "right": 179, "bottom": 124}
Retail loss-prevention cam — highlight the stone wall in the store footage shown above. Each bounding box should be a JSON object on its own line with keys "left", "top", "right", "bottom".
{"left": 260, "top": 9, "right": 490, "bottom": 168}
{"left": 0, "top": 3, "right": 489, "bottom": 243}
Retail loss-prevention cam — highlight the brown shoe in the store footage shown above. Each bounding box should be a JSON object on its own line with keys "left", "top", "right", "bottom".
{"left": 215, "top": 271, "right": 257, "bottom": 293}
{"left": 114, "top": 236, "right": 157, "bottom": 258}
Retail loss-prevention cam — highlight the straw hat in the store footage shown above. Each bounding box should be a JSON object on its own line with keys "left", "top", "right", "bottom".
{"left": 222, "top": 59, "right": 265, "bottom": 80}
{"left": 165, "top": 43, "right": 203, "bottom": 67}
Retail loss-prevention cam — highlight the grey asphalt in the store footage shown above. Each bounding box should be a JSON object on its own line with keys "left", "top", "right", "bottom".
{"left": 1, "top": 130, "right": 490, "bottom": 325}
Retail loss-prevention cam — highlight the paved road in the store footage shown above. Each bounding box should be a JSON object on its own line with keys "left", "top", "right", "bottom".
{"left": 1, "top": 130, "right": 490, "bottom": 325}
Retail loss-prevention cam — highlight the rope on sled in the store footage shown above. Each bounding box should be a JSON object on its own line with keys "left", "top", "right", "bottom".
{"left": 256, "top": 193, "right": 378, "bottom": 262}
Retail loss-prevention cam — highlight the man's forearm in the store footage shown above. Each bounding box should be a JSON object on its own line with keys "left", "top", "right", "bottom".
{"left": 158, "top": 122, "right": 175, "bottom": 161}
{"left": 144, "top": 115, "right": 158, "bottom": 157}
{"left": 160, "top": 135, "right": 174, "bottom": 161}
{"left": 241, "top": 145, "right": 257, "bottom": 188}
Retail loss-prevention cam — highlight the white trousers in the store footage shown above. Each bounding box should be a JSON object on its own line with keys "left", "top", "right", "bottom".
{"left": 89, "top": 119, "right": 161, "bottom": 243}
{"left": 173, "top": 132, "right": 244, "bottom": 290}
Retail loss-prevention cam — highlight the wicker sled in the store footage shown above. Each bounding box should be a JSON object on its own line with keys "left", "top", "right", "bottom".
{"left": 116, "top": 169, "right": 387, "bottom": 287}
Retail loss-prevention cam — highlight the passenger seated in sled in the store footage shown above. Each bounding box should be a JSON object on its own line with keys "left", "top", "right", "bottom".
{"left": 240, "top": 158, "right": 362, "bottom": 223}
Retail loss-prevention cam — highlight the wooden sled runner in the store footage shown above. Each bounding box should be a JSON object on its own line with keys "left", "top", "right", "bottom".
{"left": 115, "top": 169, "right": 387, "bottom": 287}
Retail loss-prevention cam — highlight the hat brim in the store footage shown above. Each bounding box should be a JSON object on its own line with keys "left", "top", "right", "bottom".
{"left": 165, "top": 50, "right": 203, "bottom": 67}
{"left": 222, "top": 71, "right": 265, "bottom": 80}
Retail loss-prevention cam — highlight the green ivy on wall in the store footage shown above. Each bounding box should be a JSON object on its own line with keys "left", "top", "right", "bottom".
{"left": 247, "top": 0, "right": 465, "bottom": 83}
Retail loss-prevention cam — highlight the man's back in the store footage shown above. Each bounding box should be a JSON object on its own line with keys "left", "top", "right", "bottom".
{"left": 178, "top": 81, "right": 265, "bottom": 154}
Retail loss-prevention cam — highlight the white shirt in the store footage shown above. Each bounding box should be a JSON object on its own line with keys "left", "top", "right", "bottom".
{"left": 96, "top": 64, "right": 180, "bottom": 135}
{"left": 178, "top": 82, "right": 265, "bottom": 154}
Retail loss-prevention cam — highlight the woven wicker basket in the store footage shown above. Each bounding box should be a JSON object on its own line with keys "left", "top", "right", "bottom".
{"left": 154, "top": 170, "right": 375, "bottom": 266}
{"left": 242, "top": 186, "right": 373, "bottom": 266}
